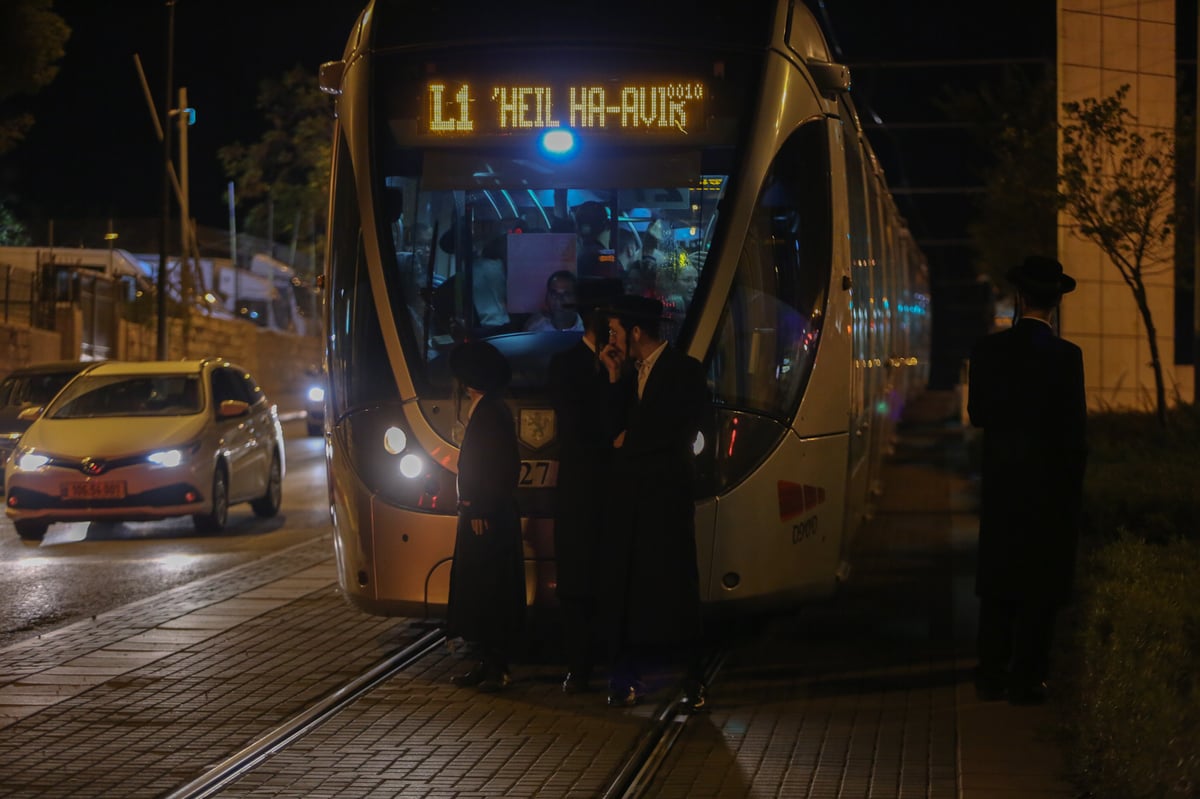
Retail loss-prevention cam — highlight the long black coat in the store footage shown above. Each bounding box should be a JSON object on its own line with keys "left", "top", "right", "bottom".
{"left": 968, "top": 318, "right": 1087, "bottom": 605}
{"left": 602, "top": 344, "right": 710, "bottom": 648}
{"left": 547, "top": 339, "right": 623, "bottom": 600}
{"left": 445, "top": 392, "right": 526, "bottom": 644}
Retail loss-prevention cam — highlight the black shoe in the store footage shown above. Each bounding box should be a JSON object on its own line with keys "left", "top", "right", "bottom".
{"left": 477, "top": 669, "right": 511, "bottom": 693}
{"left": 1008, "top": 681, "right": 1048, "bottom": 706}
{"left": 682, "top": 679, "right": 707, "bottom": 712}
{"left": 606, "top": 681, "right": 645, "bottom": 707}
{"left": 450, "top": 662, "right": 488, "bottom": 687}
{"left": 562, "top": 672, "right": 591, "bottom": 694}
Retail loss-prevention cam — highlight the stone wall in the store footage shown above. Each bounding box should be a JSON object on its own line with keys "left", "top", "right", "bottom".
{"left": 0, "top": 311, "right": 324, "bottom": 415}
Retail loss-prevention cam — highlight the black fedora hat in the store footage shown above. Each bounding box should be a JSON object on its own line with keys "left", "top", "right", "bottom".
{"left": 603, "top": 294, "right": 665, "bottom": 323}
{"left": 449, "top": 340, "right": 511, "bottom": 392}
{"left": 1007, "top": 255, "right": 1076, "bottom": 295}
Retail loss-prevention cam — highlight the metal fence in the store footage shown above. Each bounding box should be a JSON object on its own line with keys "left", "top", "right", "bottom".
{"left": 0, "top": 264, "right": 139, "bottom": 360}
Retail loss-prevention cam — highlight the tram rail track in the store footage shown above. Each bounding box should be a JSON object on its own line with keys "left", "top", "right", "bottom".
{"left": 164, "top": 626, "right": 447, "bottom": 799}
{"left": 602, "top": 652, "right": 728, "bottom": 799}
{"left": 164, "top": 620, "right": 727, "bottom": 799}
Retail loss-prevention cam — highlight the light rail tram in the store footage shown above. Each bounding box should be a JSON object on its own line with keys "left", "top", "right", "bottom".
{"left": 317, "top": 0, "right": 931, "bottom": 618}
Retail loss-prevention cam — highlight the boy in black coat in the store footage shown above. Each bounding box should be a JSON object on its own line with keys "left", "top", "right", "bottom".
{"left": 445, "top": 340, "right": 525, "bottom": 692}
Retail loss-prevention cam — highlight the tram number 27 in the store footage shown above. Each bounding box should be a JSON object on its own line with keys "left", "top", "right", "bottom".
{"left": 519, "top": 460, "right": 559, "bottom": 488}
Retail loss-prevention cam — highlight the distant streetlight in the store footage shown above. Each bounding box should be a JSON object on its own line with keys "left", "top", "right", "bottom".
{"left": 105, "top": 225, "right": 118, "bottom": 274}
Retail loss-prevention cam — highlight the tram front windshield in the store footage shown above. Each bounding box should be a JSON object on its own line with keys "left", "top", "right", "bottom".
{"left": 378, "top": 155, "right": 725, "bottom": 393}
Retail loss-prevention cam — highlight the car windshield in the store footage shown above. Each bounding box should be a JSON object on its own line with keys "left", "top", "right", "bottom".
{"left": 0, "top": 370, "right": 80, "bottom": 408}
{"left": 49, "top": 375, "right": 203, "bottom": 419}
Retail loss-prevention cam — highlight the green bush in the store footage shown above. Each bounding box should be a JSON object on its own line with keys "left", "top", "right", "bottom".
{"left": 1064, "top": 536, "right": 1200, "bottom": 799}
{"left": 1081, "top": 405, "right": 1200, "bottom": 543}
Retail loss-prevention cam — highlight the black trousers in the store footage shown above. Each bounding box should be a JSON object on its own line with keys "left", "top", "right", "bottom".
{"left": 561, "top": 595, "right": 597, "bottom": 677}
{"left": 977, "top": 596, "right": 1058, "bottom": 689}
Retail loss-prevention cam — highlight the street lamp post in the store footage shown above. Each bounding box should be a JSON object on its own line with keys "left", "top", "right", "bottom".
{"left": 156, "top": 0, "right": 176, "bottom": 360}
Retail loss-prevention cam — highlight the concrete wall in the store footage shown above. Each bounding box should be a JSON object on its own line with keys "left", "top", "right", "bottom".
{"left": 1058, "top": 0, "right": 1192, "bottom": 408}
{"left": 0, "top": 311, "right": 323, "bottom": 415}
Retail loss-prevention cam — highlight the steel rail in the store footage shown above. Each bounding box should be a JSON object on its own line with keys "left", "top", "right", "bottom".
{"left": 164, "top": 626, "right": 446, "bottom": 799}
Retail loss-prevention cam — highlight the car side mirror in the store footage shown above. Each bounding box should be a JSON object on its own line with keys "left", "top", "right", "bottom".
{"left": 17, "top": 406, "right": 43, "bottom": 421}
{"left": 218, "top": 399, "right": 251, "bottom": 418}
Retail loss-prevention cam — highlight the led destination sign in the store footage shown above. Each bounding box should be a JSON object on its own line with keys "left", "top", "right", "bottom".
{"left": 426, "top": 80, "right": 706, "bottom": 136}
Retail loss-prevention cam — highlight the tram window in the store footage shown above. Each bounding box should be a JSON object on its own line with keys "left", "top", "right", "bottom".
{"left": 707, "top": 122, "right": 831, "bottom": 421}
{"left": 367, "top": 157, "right": 728, "bottom": 395}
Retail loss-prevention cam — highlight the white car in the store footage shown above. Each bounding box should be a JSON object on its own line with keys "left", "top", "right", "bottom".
{"left": 5, "top": 358, "right": 285, "bottom": 540}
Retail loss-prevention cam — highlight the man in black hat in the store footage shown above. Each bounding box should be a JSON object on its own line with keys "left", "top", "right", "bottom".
{"left": 445, "top": 340, "right": 525, "bottom": 692}
{"left": 545, "top": 278, "right": 625, "bottom": 693}
{"left": 967, "top": 255, "right": 1088, "bottom": 705}
{"left": 597, "top": 294, "right": 712, "bottom": 711}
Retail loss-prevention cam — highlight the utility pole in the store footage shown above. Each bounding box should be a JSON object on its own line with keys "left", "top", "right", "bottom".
{"left": 1194, "top": 7, "right": 1199, "bottom": 403}
{"left": 156, "top": 0, "right": 176, "bottom": 360}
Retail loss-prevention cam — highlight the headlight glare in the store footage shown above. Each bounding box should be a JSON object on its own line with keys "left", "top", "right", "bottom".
{"left": 399, "top": 453, "right": 423, "bottom": 479}
{"left": 148, "top": 449, "right": 184, "bottom": 467}
{"left": 16, "top": 451, "right": 50, "bottom": 471}
{"left": 383, "top": 426, "right": 407, "bottom": 455}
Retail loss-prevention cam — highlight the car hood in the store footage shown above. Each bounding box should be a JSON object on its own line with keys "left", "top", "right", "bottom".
{"left": 20, "top": 416, "right": 208, "bottom": 459}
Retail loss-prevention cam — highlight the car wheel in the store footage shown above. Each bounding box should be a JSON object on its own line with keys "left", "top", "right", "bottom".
{"left": 251, "top": 452, "right": 282, "bottom": 518}
{"left": 14, "top": 520, "right": 48, "bottom": 541}
{"left": 193, "top": 466, "right": 229, "bottom": 533}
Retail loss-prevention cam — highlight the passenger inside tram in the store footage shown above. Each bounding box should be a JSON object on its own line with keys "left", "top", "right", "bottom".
{"left": 385, "top": 179, "right": 723, "bottom": 389}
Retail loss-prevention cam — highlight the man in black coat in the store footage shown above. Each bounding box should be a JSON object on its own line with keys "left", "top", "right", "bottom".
{"left": 445, "top": 340, "right": 525, "bottom": 692}
{"left": 967, "top": 255, "right": 1088, "bottom": 705}
{"left": 546, "top": 288, "right": 625, "bottom": 693}
{"left": 598, "top": 294, "right": 711, "bottom": 711}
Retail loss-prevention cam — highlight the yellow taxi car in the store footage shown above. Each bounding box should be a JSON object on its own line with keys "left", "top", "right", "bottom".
{"left": 5, "top": 358, "right": 284, "bottom": 540}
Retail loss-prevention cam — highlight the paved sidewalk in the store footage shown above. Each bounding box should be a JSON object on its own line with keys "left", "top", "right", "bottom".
{"left": 0, "top": 390, "right": 1082, "bottom": 798}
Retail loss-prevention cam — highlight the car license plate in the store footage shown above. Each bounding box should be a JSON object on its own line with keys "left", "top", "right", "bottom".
{"left": 61, "top": 481, "right": 127, "bottom": 500}
{"left": 519, "top": 460, "right": 558, "bottom": 488}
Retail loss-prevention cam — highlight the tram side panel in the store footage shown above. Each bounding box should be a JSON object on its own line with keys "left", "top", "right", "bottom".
{"left": 703, "top": 63, "right": 856, "bottom": 607}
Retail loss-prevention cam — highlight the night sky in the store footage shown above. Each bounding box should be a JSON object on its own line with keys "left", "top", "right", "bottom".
{"left": 2, "top": 1, "right": 361, "bottom": 236}
{"left": 5, "top": 1, "right": 1061, "bottom": 239}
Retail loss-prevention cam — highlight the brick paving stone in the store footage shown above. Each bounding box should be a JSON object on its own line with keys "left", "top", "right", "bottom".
{"left": 0, "top": 392, "right": 1080, "bottom": 798}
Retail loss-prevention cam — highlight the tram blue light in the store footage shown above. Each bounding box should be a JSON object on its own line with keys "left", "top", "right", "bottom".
{"left": 540, "top": 128, "right": 576, "bottom": 158}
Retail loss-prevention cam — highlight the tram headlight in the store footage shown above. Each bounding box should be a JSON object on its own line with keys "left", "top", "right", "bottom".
{"left": 346, "top": 408, "right": 457, "bottom": 513}
{"left": 383, "top": 426, "right": 408, "bottom": 455}
{"left": 398, "top": 453, "right": 424, "bottom": 479}
{"left": 692, "top": 430, "right": 706, "bottom": 456}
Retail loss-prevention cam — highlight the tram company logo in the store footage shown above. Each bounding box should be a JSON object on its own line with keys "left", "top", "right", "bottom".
{"left": 777, "top": 480, "right": 826, "bottom": 521}
{"left": 518, "top": 408, "right": 556, "bottom": 450}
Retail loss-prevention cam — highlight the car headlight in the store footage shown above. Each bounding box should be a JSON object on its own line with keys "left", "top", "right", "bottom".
{"left": 148, "top": 449, "right": 184, "bottom": 467}
{"left": 147, "top": 442, "right": 199, "bottom": 468}
{"left": 15, "top": 450, "right": 50, "bottom": 472}
{"left": 307, "top": 386, "right": 325, "bottom": 403}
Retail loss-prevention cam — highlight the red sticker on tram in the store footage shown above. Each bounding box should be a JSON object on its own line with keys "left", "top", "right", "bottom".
{"left": 777, "top": 481, "right": 826, "bottom": 521}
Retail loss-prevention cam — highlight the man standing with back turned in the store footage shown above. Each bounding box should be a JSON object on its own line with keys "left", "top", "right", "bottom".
{"left": 967, "top": 255, "right": 1088, "bottom": 705}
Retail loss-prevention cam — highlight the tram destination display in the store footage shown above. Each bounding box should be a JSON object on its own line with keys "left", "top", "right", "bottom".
{"left": 425, "top": 79, "right": 707, "bottom": 136}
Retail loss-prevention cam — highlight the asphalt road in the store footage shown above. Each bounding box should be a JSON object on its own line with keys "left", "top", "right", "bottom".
{"left": 0, "top": 418, "right": 333, "bottom": 650}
